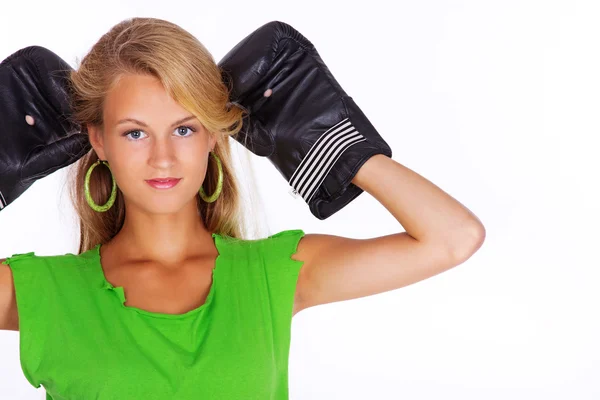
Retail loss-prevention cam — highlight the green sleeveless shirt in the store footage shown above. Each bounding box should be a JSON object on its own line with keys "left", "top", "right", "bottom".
{"left": 2, "top": 229, "right": 305, "bottom": 399}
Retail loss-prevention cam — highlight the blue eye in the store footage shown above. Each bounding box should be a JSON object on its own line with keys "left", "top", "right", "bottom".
{"left": 176, "top": 126, "right": 196, "bottom": 136}
{"left": 122, "top": 125, "right": 197, "bottom": 141}
{"left": 122, "top": 130, "right": 144, "bottom": 140}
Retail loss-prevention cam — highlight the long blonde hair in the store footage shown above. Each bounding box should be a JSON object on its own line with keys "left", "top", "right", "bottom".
{"left": 66, "top": 17, "right": 260, "bottom": 254}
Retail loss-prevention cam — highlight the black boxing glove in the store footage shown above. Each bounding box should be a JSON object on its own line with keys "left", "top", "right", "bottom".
{"left": 0, "top": 46, "right": 90, "bottom": 211}
{"left": 218, "top": 21, "right": 392, "bottom": 220}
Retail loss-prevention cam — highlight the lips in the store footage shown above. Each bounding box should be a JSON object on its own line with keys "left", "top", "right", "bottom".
{"left": 148, "top": 178, "right": 179, "bottom": 182}
{"left": 146, "top": 178, "right": 181, "bottom": 189}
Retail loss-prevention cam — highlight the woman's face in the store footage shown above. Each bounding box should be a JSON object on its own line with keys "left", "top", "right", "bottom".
{"left": 88, "top": 73, "right": 217, "bottom": 214}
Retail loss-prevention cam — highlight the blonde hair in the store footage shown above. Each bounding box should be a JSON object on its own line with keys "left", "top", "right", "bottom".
{"left": 66, "top": 17, "right": 263, "bottom": 254}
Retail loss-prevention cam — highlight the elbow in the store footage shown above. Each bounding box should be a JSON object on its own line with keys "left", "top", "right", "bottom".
{"left": 451, "top": 222, "right": 486, "bottom": 262}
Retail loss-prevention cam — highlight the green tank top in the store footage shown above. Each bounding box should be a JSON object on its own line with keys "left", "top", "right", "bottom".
{"left": 2, "top": 228, "right": 305, "bottom": 399}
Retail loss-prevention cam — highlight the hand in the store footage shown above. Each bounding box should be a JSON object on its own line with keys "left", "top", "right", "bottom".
{"left": 218, "top": 21, "right": 392, "bottom": 220}
{"left": 0, "top": 46, "right": 90, "bottom": 211}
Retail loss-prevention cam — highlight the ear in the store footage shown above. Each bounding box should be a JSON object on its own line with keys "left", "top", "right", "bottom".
{"left": 87, "top": 125, "right": 107, "bottom": 160}
{"left": 209, "top": 133, "right": 217, "bottom": 152}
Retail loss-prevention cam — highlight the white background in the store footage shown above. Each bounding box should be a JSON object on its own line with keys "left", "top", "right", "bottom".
{"left": 1, "top": 0, "right": 598, "bottom": 398}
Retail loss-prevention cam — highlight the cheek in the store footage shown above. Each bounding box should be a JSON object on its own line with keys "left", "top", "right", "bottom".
{"left": 109, "top": 160, "right": 138, "bottom": 187}
{"left": 179, "top": 142, "right": 208, "bottom": 168}
{"left": 108, "top": 140, "right": 207, "bottom": 179}
{"left": 106, "top": 149, "right": 144, "bottom": 183}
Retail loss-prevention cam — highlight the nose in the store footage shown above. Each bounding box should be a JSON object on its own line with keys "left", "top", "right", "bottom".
{"left": 148, "top": 136, "right": 177, "bottom": 169}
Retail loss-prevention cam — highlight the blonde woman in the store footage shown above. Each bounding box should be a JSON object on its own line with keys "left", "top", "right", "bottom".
{"left": 0, "top": 18, "right": 485, "bottom": 399}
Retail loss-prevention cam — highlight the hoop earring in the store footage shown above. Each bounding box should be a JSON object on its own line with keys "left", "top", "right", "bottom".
{"left": 85, "top": 159, "right": 117, "bottom": 212}
{"left": 199, "top": 151, "right": 223, "bottom": 203}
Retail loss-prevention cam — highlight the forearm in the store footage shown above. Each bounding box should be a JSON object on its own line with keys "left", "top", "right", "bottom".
{"left": 351, "top": 154, "right": 485, "bottom": 256}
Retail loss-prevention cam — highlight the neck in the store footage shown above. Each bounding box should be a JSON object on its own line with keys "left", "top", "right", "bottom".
{"left": 108, "top": 200, "right": 215, "bottom": 267}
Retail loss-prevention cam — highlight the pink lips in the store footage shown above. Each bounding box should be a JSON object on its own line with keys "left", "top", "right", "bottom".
{"left": 145, "top": 178, "right": 181, "bottom": 189}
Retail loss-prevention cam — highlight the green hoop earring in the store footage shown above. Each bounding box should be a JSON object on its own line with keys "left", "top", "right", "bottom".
{"left": 85, "top": 159, "right": 117, "bottom": 212}
{"left": 199, "top": 151, "right": 223, "bottom": 203}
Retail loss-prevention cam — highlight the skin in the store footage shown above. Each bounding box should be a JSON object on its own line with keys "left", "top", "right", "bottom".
{"left": 3, "top": 72, "right": 486, "bottom": 323}
{"left": 88, "top": 72, "right": 218, "bottom": 270}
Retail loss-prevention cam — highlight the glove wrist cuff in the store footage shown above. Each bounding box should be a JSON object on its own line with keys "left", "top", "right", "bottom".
{"left": 287, "top": 118, "right": 392, "bottom": 219}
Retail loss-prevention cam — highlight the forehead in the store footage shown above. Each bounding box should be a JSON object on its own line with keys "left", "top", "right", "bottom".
{"left": 104, "top": 73, "right": 186, "bottom": 120}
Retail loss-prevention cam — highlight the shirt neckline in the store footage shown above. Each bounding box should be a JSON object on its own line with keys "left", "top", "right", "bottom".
{"left": 91, "top": 232, "right": 224, "bottom": 320}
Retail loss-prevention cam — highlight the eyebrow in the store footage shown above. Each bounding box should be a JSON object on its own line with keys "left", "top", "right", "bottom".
{"left": 116, "top": 115, "right": 197, "bottom": 128}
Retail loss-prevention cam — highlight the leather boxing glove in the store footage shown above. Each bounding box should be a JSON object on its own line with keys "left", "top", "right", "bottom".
{"left": 0, "top": 46, "right": 90, "bottom": 211}
{"left": 218, "top": 21, "right": 392, "bottom": 220}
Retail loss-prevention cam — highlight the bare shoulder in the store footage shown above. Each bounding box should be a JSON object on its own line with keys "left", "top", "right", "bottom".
{"left": 291, "top": 232, "right": 356, "bottom": 263}
{"left": 0, "top": 258, "right": 19, "bottom": 331}
{"left": 290, "top": 233, "right": 355, "bottom": 311}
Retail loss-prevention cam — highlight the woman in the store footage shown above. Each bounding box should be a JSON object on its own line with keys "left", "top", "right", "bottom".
{"left": 0, "top": 17, "right": 485, "bottom": 398}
